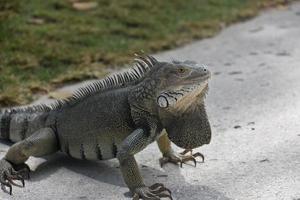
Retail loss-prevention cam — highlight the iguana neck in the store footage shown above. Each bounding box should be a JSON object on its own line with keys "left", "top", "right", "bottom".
{"left": 129, "top": 77, "right": 160, "bottom": 116}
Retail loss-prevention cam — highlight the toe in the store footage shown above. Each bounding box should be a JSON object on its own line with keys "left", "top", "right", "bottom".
{"left": 1, "top": 181, "right": 12, "bottom": 195}
{"left": 156, "top": 192, "right": 173, "bottom": 200}
{"left": 182, "top": 156, "right": 197, "bottom": 167}
{"left": 159, "top": 157, "right": 169, "bottom": 168}
{"left": 6, "top": 176, "right": 25, "bottom": 188}
{"left": 149, "top": 183, "right": 165, "bottom": 190}
{"left": 15, "top": 168, "right": 30, "bottom": 180}
{"left": 133, "top": 184, "right": 173, "bottom": 200}
{"left": 151, "top": 186, "right": 172, "bottom": 196}
{"left": 143, "top": 191, "right": 159, "bottom": 200}
{"left": 180, "top": 149, "right": 192, "bottom": 155}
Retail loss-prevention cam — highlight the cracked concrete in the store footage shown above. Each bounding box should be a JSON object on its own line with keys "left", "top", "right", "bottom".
{"left": 1, "top": 2, "right": 300, "bottom": 200}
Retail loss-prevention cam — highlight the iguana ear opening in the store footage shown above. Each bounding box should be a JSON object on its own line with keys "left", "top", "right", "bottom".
{"left": 157, "top": 95, "right": 169, "bottom": 108}
{"left": 157, "top": 93, "right": 177, "bottom": 108}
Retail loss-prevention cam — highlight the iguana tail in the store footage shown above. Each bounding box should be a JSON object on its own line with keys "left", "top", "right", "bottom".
{"left": 0, "top": 106, "right": 49, "bottom": 143}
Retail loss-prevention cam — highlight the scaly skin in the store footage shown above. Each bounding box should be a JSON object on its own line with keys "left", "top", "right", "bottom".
{"left": 0, "top": 55, "right": 211, "bottom": 199}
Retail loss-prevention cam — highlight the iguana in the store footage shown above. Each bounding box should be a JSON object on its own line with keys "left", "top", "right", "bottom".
{"left": 0, "top": 55, "right": 211, "bottom": 200}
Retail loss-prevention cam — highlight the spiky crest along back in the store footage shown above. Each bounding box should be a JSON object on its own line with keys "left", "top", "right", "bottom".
{"left": 0, "top": 55, "right": 158, "bottom": 114}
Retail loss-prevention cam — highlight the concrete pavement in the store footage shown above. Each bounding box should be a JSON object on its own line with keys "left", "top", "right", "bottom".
{"left": 1, "top": 2, "right": 300, "bottom": 200}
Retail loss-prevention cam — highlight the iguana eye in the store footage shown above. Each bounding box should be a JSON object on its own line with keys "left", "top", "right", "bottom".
{"left": 178, "top": 68, "right": 186, "bottom": 73}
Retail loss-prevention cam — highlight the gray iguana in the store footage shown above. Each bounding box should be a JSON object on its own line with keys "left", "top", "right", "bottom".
{"left": 0, "top": 55, "right": 211, "bottom": 200}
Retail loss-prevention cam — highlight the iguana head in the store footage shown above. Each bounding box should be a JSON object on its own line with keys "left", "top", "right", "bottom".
{"left": 151, "top": 60, "right": 210, "bottom": 110}
{"left": 131, "top": 56, "right": 211, "bottom": 149}
{"left": 146, "top": 59, "right": 211, "bottom": 149}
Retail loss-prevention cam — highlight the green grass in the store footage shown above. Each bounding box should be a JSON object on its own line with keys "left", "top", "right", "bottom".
{"left": 0, "top": 0, "right": 290, "bottom": 106}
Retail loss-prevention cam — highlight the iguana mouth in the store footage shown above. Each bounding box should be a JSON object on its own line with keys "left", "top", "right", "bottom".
{"left": 188, "top": 70, "right": 211, "bottom": 82}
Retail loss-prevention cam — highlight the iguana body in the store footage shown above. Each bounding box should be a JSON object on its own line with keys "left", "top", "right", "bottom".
{"left": 0, "top": 56, "right": 211, "bottom": 199}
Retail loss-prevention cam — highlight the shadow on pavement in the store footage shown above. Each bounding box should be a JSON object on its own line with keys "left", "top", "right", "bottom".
{"left": 28, "top": 153, "right": 231, "bottom": 200}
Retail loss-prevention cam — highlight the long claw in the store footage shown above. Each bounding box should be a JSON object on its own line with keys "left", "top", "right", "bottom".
{"left": 1, "top": 182, "right": 12, "bottom": 195}
{"left": 159, "top": 157, "right": 169, "bottom": 168}
{"left": 193, "top": 152, "right": 205, "bottom": 162}
{"left": 150, "top": 186, "right": 166, "bottom": 194}
{"left": 26, "top": 171, "right": 30, "bottom": 180}
{"left": 149, "top": 183, "right": 164, "bottom": 190}
{"left": 165, "top": 187, "right": 172, "bottom": 195}
{"left": 21, "top": 179, "right": 25, "bottom": 187}
{"left": 150, "top": 185, "right": 172, "bottom": 196}
{"left": 8, "top": 184, "right": 12, "bottom": 195}
{"left": 182, "top": 157, "right": 197, "bottom": 167}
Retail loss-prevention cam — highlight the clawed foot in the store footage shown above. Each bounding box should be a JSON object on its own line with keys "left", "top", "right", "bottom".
{"left": 133, "top": 183, "right": 172, "bottom": 200}
{"left": 159, "top": 149, "right": 204, "bottom": 168}
{"left": 0, "top": 159, "right": 30, "bottom": 195}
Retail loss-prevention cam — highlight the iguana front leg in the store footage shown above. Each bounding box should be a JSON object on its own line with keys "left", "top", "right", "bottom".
{"left": 157, "top": 132, "right": 204, "bottom": 167}
{"left": 117, "top": 128, "right": 172, "bottom": 200}
{"left": 0, "top": 127, "right": 58, "bottom": 194}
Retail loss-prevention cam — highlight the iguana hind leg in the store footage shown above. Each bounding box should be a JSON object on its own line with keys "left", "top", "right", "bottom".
{"left": 0, "top": 127, "right": 58, "bottom": 195}
{"left": 157, "top": 132, "right": 204, "bottom": 168}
